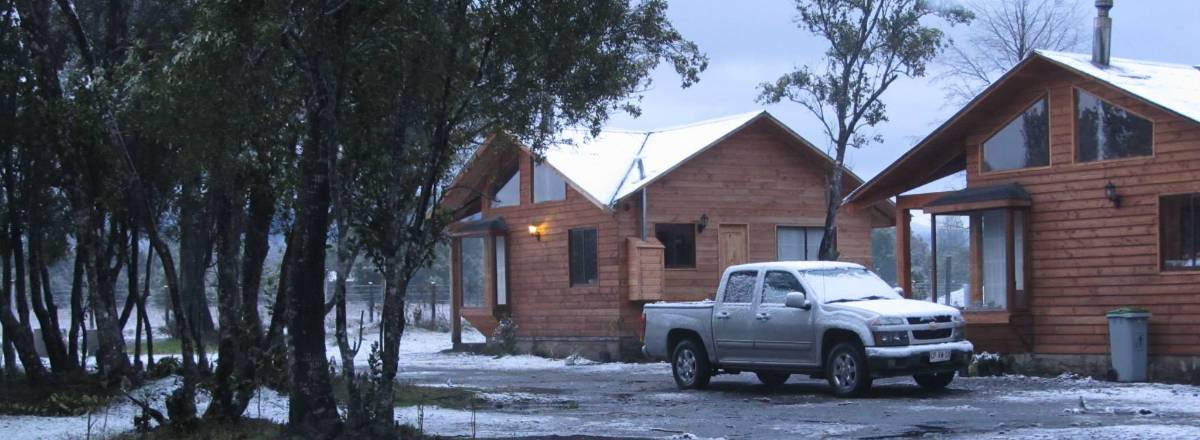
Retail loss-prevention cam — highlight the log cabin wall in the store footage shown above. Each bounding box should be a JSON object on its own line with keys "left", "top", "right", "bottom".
{"left": 473, "top": 150, "right": 626, "bottom": 355}
{"left": 638, "top": 119, "right": 880, "bottom": 302}
{"left": 961, "top": 64, "right": 1200, "bottom": 359}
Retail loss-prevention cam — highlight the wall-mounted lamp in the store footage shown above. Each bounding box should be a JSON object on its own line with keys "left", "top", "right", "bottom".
{"left": 528, "top": 223, "right": 544, "bottom": 241}
{"left": 1104, "top": 181, "right": 1121, "bottom": 208}
{"left": 697, "top": 214, "right": 709, "bottom": 234}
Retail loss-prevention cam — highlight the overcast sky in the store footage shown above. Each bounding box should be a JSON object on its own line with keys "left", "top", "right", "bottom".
{"left": 605, "top": 0, "right": 1200, "bottom": 193}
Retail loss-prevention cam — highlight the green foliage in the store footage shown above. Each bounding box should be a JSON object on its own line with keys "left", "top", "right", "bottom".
{"left": 0, "top": 374, "right": 116, "bottom": 416}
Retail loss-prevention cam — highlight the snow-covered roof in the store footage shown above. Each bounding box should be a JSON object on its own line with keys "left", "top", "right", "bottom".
{"left": 1037, "top": 50, "right": 1200, "bottom": 124}
{"left": 541, "top": 110, "right": 766, "bottom": 207}
{"left": 728, "top": 261, "right": 866, "bottom": 272}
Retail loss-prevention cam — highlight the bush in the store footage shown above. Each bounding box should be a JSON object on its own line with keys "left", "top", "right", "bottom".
{"left": 968, "top": 352, "right": 1007, "bottom": 377}
{"left": 486, "top": 316, "right": 518, "bottom": 356}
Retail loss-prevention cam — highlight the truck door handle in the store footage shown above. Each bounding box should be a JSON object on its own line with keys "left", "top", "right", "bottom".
{"left": 715, "top": 312, "right": 731, "bottom": 320}
{"left": 756, "top": 312, "right": 771, "bottom": 321}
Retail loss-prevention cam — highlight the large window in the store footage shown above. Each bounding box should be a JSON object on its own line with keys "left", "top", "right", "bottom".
{"left": 533, "top": 162, "right": 566, "bottom": 203}
{"left": 492, "top": 170, "right": 520, "bottom": 207}
{"left": 777, "top": 226, "right": 823, "bottom": 261}
{"left": 722, "top": 271, "right": 757, "bottom": 304}
{"left": 1161, "top": 193, "right": 1200, "bottom": 271}
{"left": 762, "top": 271, "right": 804, "bottom": 305}
{"left": 461, "top": 236, "right": 485, "bottom": 307}
{"left": 655, "top": 223, "right": 696, "bottom": 268}
{"left": 568, "top": 228, "right": 598, "bottom": 286}
{"left": 982, "top": 98, "right": 1049, "bottom": 172}
{"left": 1076, "top": 88, "right": 1153, "bottom": 162}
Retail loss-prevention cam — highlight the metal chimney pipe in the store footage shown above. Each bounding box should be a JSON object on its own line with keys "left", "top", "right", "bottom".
{"left": 1093, "top": 0, "right": 1113, "bottom": 66}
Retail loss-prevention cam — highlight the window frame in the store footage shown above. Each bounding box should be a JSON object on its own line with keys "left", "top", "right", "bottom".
{"left": 568, "top": 227, "right": 599, "bottom": 287}
{"left": 760, "top": 270, "right": 806, "bottom": 306}
{"left": 775, "top": 225, "right": 825, "bottom": 261}
{"left": 655, "top": 223, "right": 698, "bottom": 270}
{"left": 1158, "top": 192, "right": 1200, "bottom": 273}
{"left": 532, "top": 161, "right": 567, "bottom": 204}
{"left": 720, "top": 270, "right": 759, "bottom": 304}
{"left": 978, "top": 93, "right": 1052, "bottom": 176}
{"left": 1071, "top": 86, "right": 1156, "bottom": 165}
{"left": 491, "top": 169, "right": 521, "bottom": 208}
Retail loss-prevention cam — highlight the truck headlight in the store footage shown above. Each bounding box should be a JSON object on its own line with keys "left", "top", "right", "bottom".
{"left": 952, "top": 314, "right": 965, "bottom": 324}
{"left": 952, "top": 326, "right": 966, "bottom": 341}
{"left": 871, "top": 316, "right": 906, "bottom": 326}
{"left": 873, "top": 331, "right": 909, "bottom": 346}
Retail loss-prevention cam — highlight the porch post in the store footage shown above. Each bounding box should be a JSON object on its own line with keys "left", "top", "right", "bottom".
{"left": 896, "top": 207, "right": 912, "bottom": 298}
{"left": 930, "top": 214, "right": 938, "bottom": 303}
{"left": 451, "top": 236, "right": 462, "bottom": 348}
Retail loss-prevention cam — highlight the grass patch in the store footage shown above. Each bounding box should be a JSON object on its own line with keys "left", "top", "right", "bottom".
{"left": 113, "top": 418, "right": 283, "bottom": 440}
{"left": 330, "top": 378, "right": 487, "bottom": 410}
{"left": 0, "top": 372, "right": 119, "bottom": 416}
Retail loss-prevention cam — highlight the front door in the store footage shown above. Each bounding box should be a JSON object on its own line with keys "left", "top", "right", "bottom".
{"left": 719, "top": 224, "right": 749, "bottom": 273}
{"left": 752, "top": 270, "right": 816, "bottom": 365}
{"left": 713, "top": 270, "right": 760, "bottom": 363}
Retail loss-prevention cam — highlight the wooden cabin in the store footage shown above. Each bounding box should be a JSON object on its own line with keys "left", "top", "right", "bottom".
{"left": 441, "top": 111, "right": 893, "bottom": 360}
{"left": 844, "top": 48, "right": 1200, "bottom": 381}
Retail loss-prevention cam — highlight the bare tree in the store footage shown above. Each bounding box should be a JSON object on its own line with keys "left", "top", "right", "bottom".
{"left": 938, "top": 0, "right": 1086, "bottom": 102}
{"left": 759, "top": 0, "right": 970, "bottom": 261}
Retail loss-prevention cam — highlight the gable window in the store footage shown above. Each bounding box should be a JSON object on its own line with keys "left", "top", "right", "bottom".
{"left": 1075, "top": 88, "right": 1153, "bottom": 162}
{"left": 569, "top": 228, "right": 598, "bottom": 286}
{"left": 655, "top": 223, "right": 696, "bottom": 269}
{"left": 533, "top": 162, "right": 566, "bottom": 203}
{"left": 1161, "top": 194, "right": 1200, "bottom": 271}
{"left": 721, "top": 271, "right": 757, "bottom": 304}
{"left": 982, "top": 98, "right": 1049, "bottom": 172}
{"left": 492, "top": 170, "right": 520, "bottom": 208}
{"left": 777, "top": 226, "right": 824, "bottom": 261}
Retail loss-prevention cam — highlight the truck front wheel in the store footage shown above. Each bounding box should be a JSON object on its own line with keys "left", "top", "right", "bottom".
{"left": 672, "top": 339, "right": 711, "bottom": 390}
{"left": 826, "top": 342, "right": 872, "bottom": 397}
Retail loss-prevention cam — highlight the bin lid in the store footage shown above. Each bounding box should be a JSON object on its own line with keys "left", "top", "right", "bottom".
{"left": 1106, "top": 311, "right": 1151, "bottom": 319}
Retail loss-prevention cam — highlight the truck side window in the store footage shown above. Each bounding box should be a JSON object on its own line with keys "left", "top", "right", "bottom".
{"left": 722, "top": 271, "right": 757, "bottom": 304}
{"left": 762, "top": 271, "right": 804, "bottom": 305}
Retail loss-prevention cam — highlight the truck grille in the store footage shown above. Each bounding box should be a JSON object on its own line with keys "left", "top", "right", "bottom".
{"left": 907, "top": 315, "right": 951, "bottom": 324}
{"left": 912, "top": 329, "right": 952, "bottom": 340}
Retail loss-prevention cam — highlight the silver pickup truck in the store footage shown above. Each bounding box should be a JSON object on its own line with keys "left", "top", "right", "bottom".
{"left": 642, "top": 261, "right": 973, "bottom": 397}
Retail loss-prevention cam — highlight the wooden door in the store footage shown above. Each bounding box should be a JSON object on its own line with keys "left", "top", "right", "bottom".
{"left": 719, "top": 224, "right": 749, "bottom": 273}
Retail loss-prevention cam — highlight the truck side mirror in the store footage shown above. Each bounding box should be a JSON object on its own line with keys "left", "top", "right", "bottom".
{"left": 785, "top": 292, "right": 811, "bottom": 310}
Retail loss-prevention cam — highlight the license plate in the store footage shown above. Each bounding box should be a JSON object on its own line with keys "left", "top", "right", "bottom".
{"left": 929, "top": 350, "right": 951, "bottom": 363}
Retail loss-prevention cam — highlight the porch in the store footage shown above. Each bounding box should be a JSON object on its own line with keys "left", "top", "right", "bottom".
{"left": 895, "top": 184, "right": 1034, "bottom": 353}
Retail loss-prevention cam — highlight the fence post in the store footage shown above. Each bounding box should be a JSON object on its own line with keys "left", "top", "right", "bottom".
{"left": 429, "top": 280, "right": 438, "bottom": 330}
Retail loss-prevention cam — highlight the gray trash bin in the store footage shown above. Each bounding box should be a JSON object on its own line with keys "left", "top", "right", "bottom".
{"left": 1107, "top": 309, "right": 1150, "bottom": 382}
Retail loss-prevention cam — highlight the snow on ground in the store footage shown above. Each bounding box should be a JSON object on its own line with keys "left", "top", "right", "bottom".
{"left": 968, "top": 424, "right": 1200, "bottom": 440}
{"left": 994, "top": 374, "right": 1200, "bottom": 416}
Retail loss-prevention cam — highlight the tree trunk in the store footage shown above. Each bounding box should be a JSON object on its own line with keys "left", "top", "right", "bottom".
{"left": 335, "top": 236, "right": 362, "bottom": 428}
{"left": 373, "top": 266, "right": 408, "bottom": 424}
{"left": 0, "top": 238, "right": 47, "bottom": 382}
{"left": 179, "top": 177, "right": 215, "bottom": 362}
{"left": 68, "top": 249, "right": 84, "bottom": 367}
{"left": 230, "top": 170, "right": 275, "bottom": 415}
{"left": 27, "top": 230, "right": 69, "bottom": 371}
{"left": 286, "top": 66, "right": 341, "bottom": 437}
{"left": 817, "top": 142, "right": 847, "bottom": 261}
{"left": 128, "top": 220, "right": 142, "bottom": 371}
{"left": 140, "top": 239, "right": 155, "bottom": 369}
{"left": 207, "top": 188, "right": 244, "bottom": 421}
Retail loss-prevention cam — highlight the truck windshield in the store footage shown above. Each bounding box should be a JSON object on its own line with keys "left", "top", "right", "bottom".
{"left": 803, "top": 268, "right": 900, "bottom": 304}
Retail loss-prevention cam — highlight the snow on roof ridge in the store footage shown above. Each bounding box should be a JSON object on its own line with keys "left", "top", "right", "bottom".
{"left": 1035, "top": 49, "right": 1198, "bottom": 70}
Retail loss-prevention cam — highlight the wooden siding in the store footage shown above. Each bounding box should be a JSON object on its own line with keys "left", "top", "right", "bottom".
{"left": 962, "top": 67, "right": 1200, "bottom": 356}
{"left": 639, "top": 119, "right": 877, "bottom": 301}
{"left": 470, "top": 151, "right": 626, "bottom": 340}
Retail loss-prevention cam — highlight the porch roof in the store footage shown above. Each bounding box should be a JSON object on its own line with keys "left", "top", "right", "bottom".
{"left": 923, "top": 183, "right": 1031, "bottom": 215}
{"left": 449, "top": 217, "right": 508, "bottom": 236}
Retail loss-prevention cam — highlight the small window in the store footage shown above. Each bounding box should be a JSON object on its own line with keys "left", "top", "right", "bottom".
{"left": 722, "top": 271, "right": 757, "bottom": 303}
{"left": 569, "top": 228, "right": 598, "bottom": 285}
{"left": 762, "top": 271, "right": 804, "bottom": 305}
{"left": 461, "top": 237, "right": 486, "bottom": 307}
{"left": 1076, "top": 88, "right": 1153, "bottom": 162}
{"left": 492, "top": 170, "right": 520, "bottom": 207}
{"left": 533, "top": 162, "right": 566, "bottom": 203}
{"left": 655, "top": 223, "right": 696, "bottom": 268}
{"left": 777, "top": 226, "right": 823, "bottom": 261}
{"left": 982, "top": 98, "right": 1049, "bottom": 172}
{"left": 1161, "top": 194, "right": 1200, "bottom": 271}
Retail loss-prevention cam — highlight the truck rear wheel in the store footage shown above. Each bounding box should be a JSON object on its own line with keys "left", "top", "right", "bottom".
{"left": 672, "top": 339, "right": 711, "bottom": 390}
{"left": 826, "top": 342, "right": 872, "bottom": 397}
{"left": 914, "top": 372, "right": 956, "bottom": 390}
{"left": 755, "top": 371, "right": 790, "bottom": 387}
